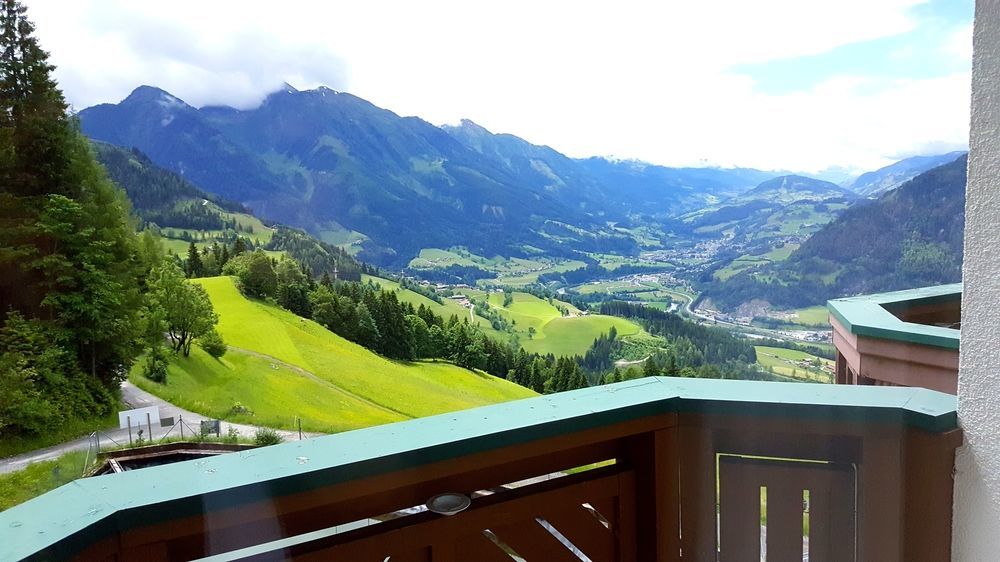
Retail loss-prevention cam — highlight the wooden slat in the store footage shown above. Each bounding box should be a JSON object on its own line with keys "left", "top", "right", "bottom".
{"left": 902, "top": 428, "right": 962, "bottom": 562}
{"left": 540, "top": 503, "right": 615, "bottom": 561}
{"left": 678, "top": 425, "right": 716, "bottom": 562}
{"left": 765, "top": 484, "right": 803, "bottom": 562}
{"left": 858, "top": 434, "right": 903, "bottom": 561}
{"left": 490, "top": 518, "right": 581, "bottom": 562}
{"left": 718, "top": 457, "right": 761, "bottom": 561}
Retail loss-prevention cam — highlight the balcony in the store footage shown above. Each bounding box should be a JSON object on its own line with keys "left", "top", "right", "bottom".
{"left": 828, "top": 284, "right": 961, "bottom": 393}
{"left": 0, "top": 377, "right": 960, "bottom": 561}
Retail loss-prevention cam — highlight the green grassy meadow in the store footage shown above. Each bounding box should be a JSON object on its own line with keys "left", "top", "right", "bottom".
{"left": 754, "top": 346, "right": 833, "bottom": 383}
{"left": 362, "top": 275, "right": 497, "bottom": 332}
{"left": 466, "top": 290, "right": 642, "bottom": 357}
{"left": 792, "top": 306, "right": 830, "bottom": 326}
{"left": 0, "top": 451, "right": 90, "bottom": 512}
{"left": 169, "top": 277, "right": 534, "bottom": 427}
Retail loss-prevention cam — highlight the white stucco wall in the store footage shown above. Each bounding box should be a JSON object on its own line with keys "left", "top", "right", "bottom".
{"left": 952, "top": 0, "right": 1000, "bottom": 557}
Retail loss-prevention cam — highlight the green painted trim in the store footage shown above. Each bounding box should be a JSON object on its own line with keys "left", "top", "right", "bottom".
{"left": 0, "top": 377, "right": 957, "bottom": 561}
{"left": 828, "top": 284, "right": 961, "bottom": 350}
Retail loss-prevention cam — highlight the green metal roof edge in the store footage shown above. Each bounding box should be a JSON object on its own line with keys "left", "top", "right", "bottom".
{"left": 828, "top": 284, "right": 961, "bottom": 350}
{"left": 0, "top": 377, "right": 957, "bottom": 561}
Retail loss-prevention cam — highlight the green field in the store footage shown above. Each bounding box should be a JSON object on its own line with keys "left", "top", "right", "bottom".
{"left": 362, "top": 275, "right": 497, "bottom": 332}
{"left": 0, "top": 452, "right": 89, "bottom": 512}
{"left": 792, "top": 306, "right": 830, "bottom": 326}
{"left": 715, "top": 243, "right": 799, "bottom": 281}
{"left": 461, "top": 291, "right": 642, "bottom": 357}
{"left": 754, "top": 346, "right": 833, "bottom": 383}
{"left": 133, "top": 277, "right": 535, "bottom": 433}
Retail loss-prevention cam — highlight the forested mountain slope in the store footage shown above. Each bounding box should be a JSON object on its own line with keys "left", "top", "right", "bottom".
{"left": 702, "top": 156, "right": 967, "bottom": 310}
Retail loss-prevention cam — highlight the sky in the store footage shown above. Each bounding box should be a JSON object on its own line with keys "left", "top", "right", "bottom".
{"left": 26, "top": 0, "right": 973, "bottom": 175}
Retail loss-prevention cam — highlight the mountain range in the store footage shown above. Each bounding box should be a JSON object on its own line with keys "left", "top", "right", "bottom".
{"left": 79, "top": 85, "right": 784, "bottom": 265}
{"left": 701, "top": 155, "right": 967, "bottom": 311}
{"left": 848, "top": 151, "right": 966, "bottom": 197}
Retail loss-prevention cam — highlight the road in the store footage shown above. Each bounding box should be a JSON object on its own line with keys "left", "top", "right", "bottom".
{"left": 0, "top": 382, "right": 319, "bottom": 474}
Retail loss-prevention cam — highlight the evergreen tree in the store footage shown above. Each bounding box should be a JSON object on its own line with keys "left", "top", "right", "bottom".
{"left": 0, "top": 1, "right": 144, "bottom": 437}
{"left": 186, "top": 241, "right": 203, "bottom": 278}
{"left": 643, "top": 357, "right": 660, "bottom": 377}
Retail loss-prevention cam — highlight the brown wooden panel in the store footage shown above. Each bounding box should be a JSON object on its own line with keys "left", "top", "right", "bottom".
{"left": 240, "top": 467, "right": 629, "bottom": 561}
{"left": 678, "top": 425, "right": 716, "bottom": 562}
{"left": 719, "top": 456, "right": 856, "bottom": 562}
{"left": 452, "top": 533, "right": 516, "bottom": 562}
{"left": 490, "top": 518, "right": 581, "bottom": 562}
{"left": 107, "top": 414, "right": 676, "bottom": 560}
{"left": 765, "top": 484, "right": 803, "bottom": 562}
{"left": 902, "top": 428, "right": 961, "bottom": 562}
{"left": 807, "top": 466, "right": 855, "bottom": 562}
{"left": 540, "top": 503, "right": 615, "bottom": 561}
{"left": 389, "top": 548, "right": 432, "bottom": 562}
{"left": 718, "top": 457, "right": 761, "bottom": 562}
{"left": 589, "top": 496, "right": 616, "bottom": 529}
{"left": 858, "top": 434, "right": 903, "bottom": 561}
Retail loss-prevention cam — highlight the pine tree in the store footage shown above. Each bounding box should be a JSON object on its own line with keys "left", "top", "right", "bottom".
{"left": 643, "top": 357, "right": 660, "bottom": 378}
{"left": 0, "top": 1, "right": 144, "bottom": 436}
{"left": 186, "top": 241, "right": 203, "bottom": 278}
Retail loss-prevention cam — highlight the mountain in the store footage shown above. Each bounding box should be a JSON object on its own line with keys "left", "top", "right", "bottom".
{"left": 442, "top": 119, "right": 778, "bottom": 218}
{"left": 79, "top": 86, "right": 778, "bottom": 266}
{"left": 742, "top": 175, "right": 856, "bottom": 203}
{"left": 93, "top": 142, "right": 365, "bottom": 281}
{"left": 573, "top": 157, "right": 778, "bottom": 217}
{"left": 92, "top": 141, "right": 251, "bottom": 231}
{"left": 849, "top": 151, "right": 967, "bottom": 197}
{"left": 702, "top": 156, "right": 967, "bottom": 311}
{"left": 81, "top": 86, "right": 633, "bottom": 265}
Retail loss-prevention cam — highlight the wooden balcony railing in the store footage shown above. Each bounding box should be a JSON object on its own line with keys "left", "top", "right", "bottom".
{"left": 0, "top": 377, "right": 960, "bottom": 561}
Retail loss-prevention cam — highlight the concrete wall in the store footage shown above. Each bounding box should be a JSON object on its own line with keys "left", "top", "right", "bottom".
{"left": 953, "top": 0, "right": 1000, "bottom": 556}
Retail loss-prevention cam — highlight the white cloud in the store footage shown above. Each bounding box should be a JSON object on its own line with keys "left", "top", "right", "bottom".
{"left": 24, "top": 0, "right": 969, "bottom": 172}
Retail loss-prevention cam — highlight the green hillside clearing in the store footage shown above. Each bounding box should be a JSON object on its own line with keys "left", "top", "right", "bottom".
{"left": 133, "top": 277, "right": 535, "bottom": 433}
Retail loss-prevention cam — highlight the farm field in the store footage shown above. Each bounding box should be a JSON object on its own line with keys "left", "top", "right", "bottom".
{"left": 135, "top": 277, "right": 535, "bottom": 431}
{"left": 406, "top": 247, "right": 586, "bottom": 286}
{"left": 754, "top": 346, "right": 833, "bottom": 383}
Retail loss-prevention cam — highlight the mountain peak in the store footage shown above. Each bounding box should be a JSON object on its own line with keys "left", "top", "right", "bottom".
{"left": 122, "top": 85, "right": 183, "bottom": 105}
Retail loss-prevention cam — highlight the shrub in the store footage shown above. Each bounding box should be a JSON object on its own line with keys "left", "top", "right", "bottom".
{"left": 142, "top": 346, "right": 169, "bottom": 383}
{"left": 224, "top": 425, "right": 240, "bottom": 444}
{"left": 229, "top": 402, "right": 253, "bottom": 416}
{"left": 253, "top": 427, "right": 283, "bottom": 446}
{"left": 199, "top": 329, "right": 227, "bottom": 359}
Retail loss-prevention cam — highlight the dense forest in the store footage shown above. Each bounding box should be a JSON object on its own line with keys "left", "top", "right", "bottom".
{"left": 93, "top": 142, "right": 249, "bottom": 229}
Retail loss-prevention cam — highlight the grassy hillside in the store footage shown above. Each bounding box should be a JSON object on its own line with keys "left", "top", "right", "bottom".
{"left": 467, "top": 290, "right": 642, "bottom": 357}
{"left": 754, "top": 346, "right": 833, "bottom": 383}
{"left": 362, "top": 275, "right": 496, "bottom": 332}
{"left": 133, "top": 277, "right": 534, "bottom": 433}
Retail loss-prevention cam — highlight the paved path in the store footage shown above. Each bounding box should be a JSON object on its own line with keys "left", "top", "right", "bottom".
{"left": 0, "top": 382, "right": 321, "bottom": 474}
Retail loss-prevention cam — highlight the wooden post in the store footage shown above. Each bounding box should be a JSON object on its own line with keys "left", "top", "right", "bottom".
{"left": 127, "top": 415, "right": 132, "bottom": 446}
{"left": 147, "top": 413, "right": 153, "bottom": 442}
{"left": 620, "top": 426, "right": 679, "bottom": 561}
{"left": 298, "top": 417, "right": 303, "bottom": 440}
{"left": 180, "top": 414, "right": 184, "bottom": 439}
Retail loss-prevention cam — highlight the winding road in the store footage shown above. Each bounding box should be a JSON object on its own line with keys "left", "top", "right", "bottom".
{"left": 0, "top": 381, "right": 319, "bottom": 474}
